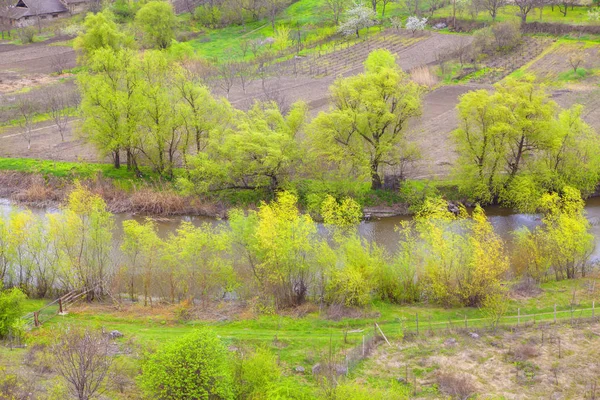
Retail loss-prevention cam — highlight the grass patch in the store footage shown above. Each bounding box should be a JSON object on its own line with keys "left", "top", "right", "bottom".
{"left": 558, "top": 67, "right": 592, "bottom": 81}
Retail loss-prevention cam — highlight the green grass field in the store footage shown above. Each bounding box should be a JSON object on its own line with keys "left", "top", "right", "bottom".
{"left": 22, "top": 278, "right": 600, "bottom": 368}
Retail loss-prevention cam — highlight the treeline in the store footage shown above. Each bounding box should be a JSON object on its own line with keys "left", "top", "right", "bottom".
{"left": 74, "top": 9, "right": 600, "bottom": 212}
{"left": 1, "top": 185, "right": 593, "bottom": 309}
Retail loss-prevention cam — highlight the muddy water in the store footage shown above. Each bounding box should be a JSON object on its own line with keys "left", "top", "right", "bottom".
{"left": 2, "top": 198, "right": 600, "bottom": 261}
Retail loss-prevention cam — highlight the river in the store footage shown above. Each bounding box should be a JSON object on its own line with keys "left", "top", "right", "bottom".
{"left": 2, "top": 197, "right": 600, "bottom": 260}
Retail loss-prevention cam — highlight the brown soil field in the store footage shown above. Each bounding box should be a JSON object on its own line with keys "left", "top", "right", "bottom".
{"left": 363, "top": 321, "right": 600, "bottom": 399}
{"left": 527, "top": 41, "right": 600, "bottom": 82}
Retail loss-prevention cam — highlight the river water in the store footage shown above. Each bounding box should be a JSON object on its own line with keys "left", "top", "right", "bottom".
{"left": 3, "top": 197, "right": 600, "bottom": 260}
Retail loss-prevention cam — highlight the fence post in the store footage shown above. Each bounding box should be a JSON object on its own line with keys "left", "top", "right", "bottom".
{"left": 58, "top": 298, "right": 63, "bottom": 314}
{"left": 593, "top": 301, "right": 596, "bottom": 319}
{"left": 416, "top": 313, "right": 419, "bottom": 335}
{"left": 362, "top": 335, "right": 365, "bottom": 357}
{"left": 33, "top": 311, "right": 39, "bottom": 327}
{"left": 518, "top": 308, "right": 520, "bottom": 326}
{"left": 570, "top": 305, "right": 574, "bottom": 325}
{"left": 554, "top": 304, "right": 557, "bottom": 323}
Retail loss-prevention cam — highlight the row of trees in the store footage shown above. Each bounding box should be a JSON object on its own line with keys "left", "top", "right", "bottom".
{"left": 0, "top": 185, "right": 593, "bottom": 309}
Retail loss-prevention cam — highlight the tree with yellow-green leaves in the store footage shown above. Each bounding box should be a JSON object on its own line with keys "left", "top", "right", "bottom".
{"left": 514, "top": 186, "right": 594, "bottom": 281}
{"left": 229, "top": 192, "right": 320, "bottom": 309}
{"left": 453, "top": 76, "right": 600, "bottom": 211}
{"left": 415, "top": 198, "right": 508, "bottom": 307}
{"left": 310, "top": 49, "right": 422, "bottom": 190}
{"left": 48, "top": 184, "right": 113, "bottom": 300}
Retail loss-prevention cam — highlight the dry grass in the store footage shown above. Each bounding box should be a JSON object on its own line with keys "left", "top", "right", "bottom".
{"left": 436, "top": 371, "right": 476, "bottom": 400}
{"left": 364, "top": 321, "right": 600, "bottom": 398}
{"left": 0, "top": 171, "right": 226, "bottom": 217}
{"left": 410, "top": 66, "right": 438, "bottom": 87}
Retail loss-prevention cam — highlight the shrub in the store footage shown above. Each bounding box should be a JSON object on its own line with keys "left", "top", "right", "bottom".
{"left": 234, "top": 347, "right": 281, "bottom": 399}
{"left": 491, "top": 20, "right": 521, "bottom": 51}
{"left": 17, "top": 26, "right": 36, "bottom": 44}
{"left": 194, "top": 4, "right": 223, "bottom": 28}
{"left": 436, "top": 372, "right": 476, "bottom": 399}
{"left": 0, "top": 284, "right": 26, "bottom": 339}
{"left": 139, "top": 328, "right": 234, "bottom": 400}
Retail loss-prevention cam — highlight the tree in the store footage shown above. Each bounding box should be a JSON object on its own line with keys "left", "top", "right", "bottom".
{"left": 52, "top": 327, "right": 113, "bottom": 400}
{"left": 44, "top": 87, "right": 78, "bottom": 142}
{"left": 135, "top": 1, "right": 177, "bottom": 49}
{"left": 452, "top": 76, "right": 600, "bottom": 210}
{"left": 121, "top": 219, "right": 163, "bottom": 306}
{"left": 325, "top": 0, "right": 348, "bottom": 24}
{"left": 229, "top": 192, "right": 320, "bottom": 308}
{"left": 74, "top": 11, "right": 130, "bottom": 61}
{"left": 264, "top": 0, "right": 289, "bottom": 30}
{"left": 416, "top": 198, "right": 508, "bottom": 307}
{"left": 48, "top": 184, "right": 113, "bottom": 299}
{"left": 0, "top": 284, "right": 26, "bottom": 339}
{"left": 405, "top": 16, "right": 428, "bottom": 36}
{"left": 310, "top": 49, "right": 422, "bottom": 190}
{"left": 480, "top": 0, "right": 508, "bottom": 20}
{"left": 514, "top": 0, "right": 540, "bottom": 22}
{"left": 338, "top": 2, "right": 376, "bottom": 37}
{"left": 15, "top": 98, "right": 36, "bottom": 151}
{"left": 140, "top": 328, "right": 234, "bottom": 400}
{"left": 78, "top": 48, "right": 141, "bottom": 170}
{"left": 184, "top": 101, "right": 306, "bottom": 194}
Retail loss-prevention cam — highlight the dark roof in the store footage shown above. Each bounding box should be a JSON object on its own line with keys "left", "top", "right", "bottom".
{"left": 4, "top": 0, "right": 68, "bottom": 19}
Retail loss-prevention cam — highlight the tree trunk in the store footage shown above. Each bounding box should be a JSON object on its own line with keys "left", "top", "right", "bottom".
{"left": 371, "top": 162, "right": 382, "bottom": 190}
{"left": 113, "top": 150, "right": 121, "bottom": 169}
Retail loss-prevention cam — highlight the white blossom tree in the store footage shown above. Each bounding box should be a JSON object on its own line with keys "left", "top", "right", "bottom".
{"left": 405, "top": 16, "right": 428, "bottom": 36}
{"left": 338, "top": 2, "right": 377, "bottom": 38}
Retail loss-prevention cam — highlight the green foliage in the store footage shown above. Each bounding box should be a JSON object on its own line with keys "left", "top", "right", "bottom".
{"left": 309, "top": 49, "right": 422, "bottom": 190}
{"left": 135, "top": 1, "right": 177, "bottom": 49}
{"left": 320, "top": 195, "right": 362, "bottom": 232}
{"left": 74, "top": 11, "right": 132, "bottom": 60}
{"left": 139, "top": 328, "right": 234, "bottom": 400}
{"left": 234, "top": 347, "right": 281, "bottom": 399}
{"left": 399, "top": 180, "right": 440, "bottom": 212}
{"left": 453, "top": 76, "right": 600, "bottom": 211}
{"left": 416, "top": 199, "right": 509, "bottom": 307}
{"left": 0, "top": 284, "right": 26, "bottom": 338}
{"left": 184, "top": 101, "right": 307, "bottom": 194}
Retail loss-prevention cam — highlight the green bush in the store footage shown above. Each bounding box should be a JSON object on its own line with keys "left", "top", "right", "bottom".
{"left": 0, "top": 284, "right": 26, "bottom": 339}
{"left": 234, "top": 347, "right": 281, "bottom": 399}
{"left": 139, "top": 328, "right": 234, "bottom": 400}
{"left": 16, "top": 26, "right": 36, "bottom": 44}
{"left": 399, "top": 180, "right": 440, "bottom": 212}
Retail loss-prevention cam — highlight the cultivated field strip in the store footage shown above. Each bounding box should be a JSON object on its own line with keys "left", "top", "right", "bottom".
{"left": 279, "top": 30, "right": 473, "bottom": 78}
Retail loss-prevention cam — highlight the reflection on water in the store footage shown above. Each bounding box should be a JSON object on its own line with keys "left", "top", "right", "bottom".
{"left": 2, "top": 197, "right": 600, "bottom": 260}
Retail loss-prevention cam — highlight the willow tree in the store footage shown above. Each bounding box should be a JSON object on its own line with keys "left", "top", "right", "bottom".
{"left": 49, "top": 184, "right": 113, "bottom": 299}
{"left": 310, "top": 49, "right": 422, "bottom": 190}
{"left": 453, "top": 76, "right": 600, "bottom": 210}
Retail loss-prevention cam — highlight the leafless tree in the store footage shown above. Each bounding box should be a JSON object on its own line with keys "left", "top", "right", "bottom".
{"left": 556, "top": 0, "right": 576, "bottom": 17}
{"left": 0, "top": 0, "right": 12, "bottom": 39}
{"left": 15, "top": 98, "right": 36, "bottom": 150}
{"left": 514, "top": 0, "right": 540, "bottom": 22}
{"left": 215, "top": 60, "right": 238, "bottom": 98}
{"left": 481, "top": 0, "right": 508, "bottom": 20}
{"left": 264, "top": 0, "right": 288, "bottom": 30}
{"left": 52, "top": 327, "right": 113, "bottom": 400}
{"left": 569, "top": 53, "right": 585, "bottom": 73}
{"left": 240, "top": 0, "right": 265, "bottom": 20}
{"left": 324, "top": 0, "right": 347, "bottom": 24}
{"left": 43, "top": 87, "right": 79, "bottom": 141}
{"left": 453, "top": 36, "right": 472, "bottom": 66}
{"left": 239, "top": 39, "right": 251, "bottom": 58}
{"left": 50, "top": 50, "right": 72, "bottom": 75}
{"left": 250, "top": 38, "right": 265, "bottom": 58}
{"left": 235, "top": 61, "right": 256, "bottom": 94}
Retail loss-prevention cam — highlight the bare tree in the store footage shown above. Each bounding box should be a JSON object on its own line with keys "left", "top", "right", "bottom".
{"left": 50, "top": 50, "right": 72, "bottom": 75}
{"left": 264, "top": 0, "right": 288, "bottom": 30}
{"left": 514, "top": 0, "right": 541, "bottom": 22}
{"left": 44, "top": 87, "right": 79, "bottom": 141}
{"left": 250, "top": 38, "right": 263, "bottom": 58}
{"left": 325, "top": 0, "right": 347, "bottom": 24}
{"left": 569, "top": 53, "right": 585, "bottom": 73}
{"left": 238, "top": 39, "right": 251, "bottom": 58}
{"left": 556, "top": 0, "right": 576, "bottom": 17}
{"left": 0, "top": 0, "right": 12, "bottom": 39}
{"left": 481, "top": 0, "right": 507, "bottom": 20}
{"left": 15, "top": 98, "right": 36, "bottom": 150}
{"left": 52, "top": 328, "right": 113, "bottom": 400}
{"left": 215, "top": 60, "right": 238, "bottom": 98}
{"left": 235, "top": 61, "right": 256, "bottom": 94}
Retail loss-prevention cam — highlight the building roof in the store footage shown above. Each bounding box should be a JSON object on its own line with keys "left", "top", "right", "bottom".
{"left": 4, "top": 0, "right": 68, "bottom": 19}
